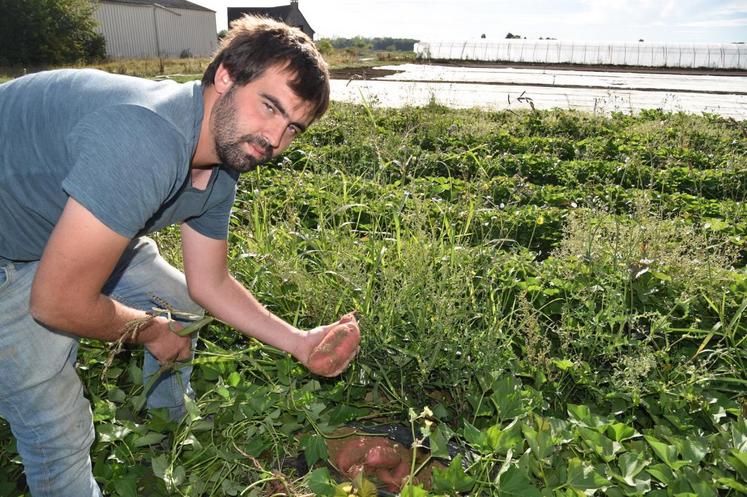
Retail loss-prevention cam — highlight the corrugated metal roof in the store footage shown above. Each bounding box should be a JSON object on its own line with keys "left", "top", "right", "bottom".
{"left": 100, "top": 0, "right": 214, "bottom": 13}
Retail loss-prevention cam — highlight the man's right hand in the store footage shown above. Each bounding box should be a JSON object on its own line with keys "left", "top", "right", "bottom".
{"left": 138, "top": 316, "right": 193, "bottom": 364}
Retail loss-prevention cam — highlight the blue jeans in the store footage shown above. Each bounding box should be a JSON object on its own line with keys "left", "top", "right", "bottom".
{"left": 0, "top": 237, "right": 202, "bottom": 496}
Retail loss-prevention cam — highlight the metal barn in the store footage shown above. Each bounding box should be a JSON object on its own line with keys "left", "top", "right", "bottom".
{"left": 93, "top": 0, "right": 218, "bottom": 59}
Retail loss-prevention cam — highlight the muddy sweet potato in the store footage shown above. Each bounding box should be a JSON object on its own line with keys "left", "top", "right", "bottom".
{"left": 364, "top": 444, "right": 402, "bottom": 469}
{"left": 307, "top": 317, "right": 360, "bottom": 377}
{"left": 376, "top": 459, "right": 411, "bottom": 492}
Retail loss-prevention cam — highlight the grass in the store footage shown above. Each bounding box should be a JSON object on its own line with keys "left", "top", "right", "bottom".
{"left": 0, "top": 68, "right": 745, "bottom": 496}
{"left": 0, "top": 46, "right": 415, "bottom": 83}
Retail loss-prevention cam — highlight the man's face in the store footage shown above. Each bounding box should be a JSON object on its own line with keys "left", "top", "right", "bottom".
{"left": 211, "top": 65, "right": 313, "bottom": 172}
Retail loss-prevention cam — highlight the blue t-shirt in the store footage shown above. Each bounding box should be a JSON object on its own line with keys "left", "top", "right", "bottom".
{"left": 0, "top": 69, "right": 239, "bottom": 263}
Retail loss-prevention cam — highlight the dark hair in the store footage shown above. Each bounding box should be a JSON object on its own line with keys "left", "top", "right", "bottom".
{"left": 203, "top": 15, "right": 330, "bottom": 122}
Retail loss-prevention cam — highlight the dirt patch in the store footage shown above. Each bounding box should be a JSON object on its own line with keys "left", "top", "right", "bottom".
{"left": 329, "top": 66, "right": 402, "bottom": 80}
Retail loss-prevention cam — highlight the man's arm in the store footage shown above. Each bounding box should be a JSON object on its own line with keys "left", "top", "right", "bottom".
{"left": 29, "top": 197, "right": 192, "bottom": 363}
{"left": 180, "top": 223, "right": 346, "bottom": 367}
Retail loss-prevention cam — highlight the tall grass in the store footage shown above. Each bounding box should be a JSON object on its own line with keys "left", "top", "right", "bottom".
{"left": 0, "top": 103, "right": 744, "bottom": 496}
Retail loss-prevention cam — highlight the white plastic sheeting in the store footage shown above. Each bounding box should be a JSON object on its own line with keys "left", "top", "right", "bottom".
{"left": 415, "top": 40, "right": 747, "bottom": 70}
{"left": 329, "top": 64, "right": 747, "bottom": 120}
{"left": 376, "top": 64, "right": 747, "bottom": 94}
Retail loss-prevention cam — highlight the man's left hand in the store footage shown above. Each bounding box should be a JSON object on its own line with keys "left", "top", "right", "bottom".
{"left": 297, "top": 313, "right": 360, "bottom": 377}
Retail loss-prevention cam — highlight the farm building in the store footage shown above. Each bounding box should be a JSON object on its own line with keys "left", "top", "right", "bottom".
{"left": 93, "top": 0, "right": 218, "bottom": 59}
{"left": 415, "top": 40, "right": 747, "bottom": 70}
{"left": 227, "top": 0, "right": 315, "bottom": 39}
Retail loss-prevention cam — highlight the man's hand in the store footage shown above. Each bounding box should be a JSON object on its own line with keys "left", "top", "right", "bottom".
{"left": 297, "top": 313, "right": 360, "bottom": 377}
{"left": 137, "top": 316, "right": 193, "bottom": 364}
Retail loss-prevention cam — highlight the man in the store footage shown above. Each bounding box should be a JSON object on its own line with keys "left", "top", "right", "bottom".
{"left": 0, "top": 16, "right": 359, "bottom": 496}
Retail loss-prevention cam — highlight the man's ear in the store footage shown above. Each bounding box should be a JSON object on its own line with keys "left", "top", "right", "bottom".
{"left": 214, "top": 63, "right": 233, "bottom": 94}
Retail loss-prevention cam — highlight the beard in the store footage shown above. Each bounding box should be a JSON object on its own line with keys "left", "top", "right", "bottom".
{"left": 211, "top": 86, "right": 274, "bottom": 173}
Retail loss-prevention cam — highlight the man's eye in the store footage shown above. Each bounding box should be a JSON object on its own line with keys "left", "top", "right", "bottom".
{"left": 264, "top": 102, "right": 275, "bottom": 114}
{"left": 288, "top": 125, "right": 300, "bottom": 136}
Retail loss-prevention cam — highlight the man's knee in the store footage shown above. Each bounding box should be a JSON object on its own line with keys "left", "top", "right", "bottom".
{"left": 7, "top": 372, "right": 100, "bottom": 497}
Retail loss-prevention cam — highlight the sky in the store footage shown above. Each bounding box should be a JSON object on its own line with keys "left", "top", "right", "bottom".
{"left": 187, "top": 0, "right": 747, "bottom": 44}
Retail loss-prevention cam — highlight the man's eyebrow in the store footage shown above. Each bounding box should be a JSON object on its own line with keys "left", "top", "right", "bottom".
{"left": 261, "top": 92, "right": 307, "bottom": 132}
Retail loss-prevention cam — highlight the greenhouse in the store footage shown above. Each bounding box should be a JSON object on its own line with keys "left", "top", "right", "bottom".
{"left": 414, "top": 40, "right": 747, "bottom": 69}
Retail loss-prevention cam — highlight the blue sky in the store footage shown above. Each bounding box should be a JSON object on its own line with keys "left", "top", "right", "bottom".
{"left": 189, "top": 0, "right": 747, "bottom": 43}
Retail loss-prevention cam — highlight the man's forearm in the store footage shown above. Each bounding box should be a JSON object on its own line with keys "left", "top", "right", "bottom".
{"left": 31, "top": 292, "right": 162, "bottom": 345}
{"left": 191, "top": 274, "right": 305, "bottom": 358}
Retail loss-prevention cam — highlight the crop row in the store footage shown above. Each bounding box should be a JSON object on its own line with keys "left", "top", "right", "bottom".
{"left": 236, "top": 169, "right": 747, "bottom": 258}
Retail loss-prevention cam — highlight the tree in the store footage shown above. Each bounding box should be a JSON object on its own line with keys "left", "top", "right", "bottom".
{"left": 0, "top": 0, "right": 106, "bottom": 66}
{"left": 315, "top": 38, "right": 334, "bottom": 56}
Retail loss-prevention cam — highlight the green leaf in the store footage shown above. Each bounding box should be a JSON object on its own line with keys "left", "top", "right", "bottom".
{"left": 134, "top": 431, "right": 167, "bottom": 447}
{"left": 334, "top": 483, "right": 352, "bottom": 497}
{"left": 463, "top": 419, "right": 488, "bottom": 450}
{"left": 567, "top": 403, "right": 605, "bottom": 429}
{"left": 429, "top": 423, "right": 451, "bottom": 460}
{"left": 730, "top": 417, "right": 747, "bottom": 452}
{"left": 353, "top": 472, "right": 378, "bottom": 497}
{"left": 552, "top": 358, "right": 575, "bottom": 371}
{"left": 400, "top": 483, "right": 429, "bottom": 497}
{"left": 326, "top": 404, "right": 370, "bottom": 425}
{"left": 496, "top": 466, "right": 542, "bottom": 497}
{"left": 487, "top": 419, "right": 523, "bottom": 454}
{"left": 579, "top": 427, "right": 622, "bottom": 462}
{"left": 645, "top": 435, "right": 685, "bottom": 469}
{"left": 302, "top": 433, "right": 328, "bottom": 466}
{"left": 96, "top": 423, "right": 133, "bottom": 443}
{"left": 112, "top": 474, "right": 138, "bottom": 497}
{"left": 522, "top": 422, "right": 553, "bottom": 461}
{"left": 617, "top": 451, "right": 649, "bottom": 485}
{"left": 681, "top": 467, "right": 716, "bottom": 497}
{"left": 565, "top": 458, "right": 608, "bottom": 490}
{"left": 171, "top": 465, "right": 186, "bottom": 486}
{"left": 646, "top": 463, "right": 675, "bottom": 484}
{"left": 432, "top": 454, "right": 475, "bottom": 493}
{"left": 717, "top": 477, "right": 747, "bottom": 493}
{"left": 128, "top": 361, "right": 143, "bottom": 385}
{"left": 227, "top": 371, "right": 241, "bottom": 387}
{"left": 725, "top": 448, "right": 747, "bottom": 480}
{"left": 490, "top": 376, "right": 525, "bottom": 421}
{"left": 672, "top": 436, "right": 708, "bottom": 465}
{"left": 151, "top": 454, "right": 168, "bottom": 479}
{"left": 307, "top": 468, "right": 337, "bottom": 497}
{"left": 107, "top": 387, "right": 126, "bottom": 403}
{"left": 606, "top": 422, "right": 637, "bottom": 442}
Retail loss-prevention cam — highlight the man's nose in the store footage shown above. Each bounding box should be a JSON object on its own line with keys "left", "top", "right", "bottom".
{"left": 266, "top": 118, "right": 287, "bottom": 149}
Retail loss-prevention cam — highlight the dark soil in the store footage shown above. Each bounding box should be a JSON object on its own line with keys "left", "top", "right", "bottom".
{"left": 329, "top": 66, "right": 401, "bottom": 80}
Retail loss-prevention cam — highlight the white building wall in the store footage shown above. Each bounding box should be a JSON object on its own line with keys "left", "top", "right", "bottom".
{"left": 94, "top": 2, "right": 218, "bottom": 59}
{"left": 415, "top": 40, "right": 747, "bottom": 70}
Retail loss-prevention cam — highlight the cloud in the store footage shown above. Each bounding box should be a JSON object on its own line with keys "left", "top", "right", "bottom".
{"left": 678, "top": 17, "right": 747, "bottom": 28}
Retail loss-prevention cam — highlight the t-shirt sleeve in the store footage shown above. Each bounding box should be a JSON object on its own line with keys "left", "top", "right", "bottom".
{"left": 185, "top": 171, "right": 238, "bottom": 240}
{"left": 62, "top": 105, "right": 187, "bottom": 238}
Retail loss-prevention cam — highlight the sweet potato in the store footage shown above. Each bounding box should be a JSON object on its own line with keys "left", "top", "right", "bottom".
{"left": 307, "top": 318, "right": 360, "bottom": 377}
{"left": 364, "top": 444, "right": 401, "bottom": 469}
{"left": 377, "top": 459, "right": 411, "bottom": 492}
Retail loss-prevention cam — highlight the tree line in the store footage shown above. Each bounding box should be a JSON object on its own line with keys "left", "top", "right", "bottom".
{"left": 0, "top": 0, "right": 106, "bottom": 67}
{"left": 319, "top": 36, "right": 418, "bottom": 52}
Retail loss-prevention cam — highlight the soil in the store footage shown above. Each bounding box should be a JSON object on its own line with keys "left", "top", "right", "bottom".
{"left": 329, "top": 66, "right": 401, "bottom": 80}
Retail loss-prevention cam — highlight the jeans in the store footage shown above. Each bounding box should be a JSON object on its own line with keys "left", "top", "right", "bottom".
{"left": 0, "top": 237, "right": 202, "bottom": 497}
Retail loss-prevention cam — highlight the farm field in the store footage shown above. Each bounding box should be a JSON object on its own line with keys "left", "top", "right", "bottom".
{"left": 330, "top": 64, "right": 747, "bottom": 120}
{"left": 1, "top": 103, "right": 746, "bottom": 496}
